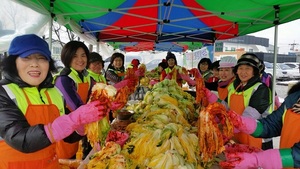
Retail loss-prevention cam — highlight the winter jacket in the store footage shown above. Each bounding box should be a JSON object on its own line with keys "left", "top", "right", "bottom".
{"left": 0, "top": 71, "right": 81, "bottom": 153}
{"left": 232, "top": 76, "right": 270, "bottom": 114}
{"left": 258, "top": 90, "right": 300, "bottom": 167}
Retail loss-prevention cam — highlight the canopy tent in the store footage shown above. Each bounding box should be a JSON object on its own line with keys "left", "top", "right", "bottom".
{"left": 9, "top": 0, "right": 300, "bottom": 110}
{"left": 14, "top": 0, "right": 300, "bottom": 44}
{"left": 109, "top": 42, "right": 202, "bottom": 52}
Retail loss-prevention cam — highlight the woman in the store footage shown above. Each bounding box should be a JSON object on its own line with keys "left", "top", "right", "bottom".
{"left": 222, "top": 82, "right": 300, "bottom": 168}
{"left": 217, "top": 56, "right": 237, "bottom": 101}
{"left": 149, "top": 59, "right": 168, "bottom": 86}
{"left": 205, "top": 60, "right": 220, "bottom": 91}
{"left": 54, "top": 41, "right": 93, "bottom": 159}
{"left": 197, "top": 58, "right": 213, "bottom": 81}
{"left": 160, "top": 52, "right": 195, "bottom": 86}
{"left": 227, "top": 53, "right": 272, "bottom": 150}
{"left": 87, "top": 52, "right": 106, "bottom": 83}
{"left": 0, "top": 34, "right": 107, "bottom": 168}
{"left": 105, "top": 52, "right": 126, "bottom": 85}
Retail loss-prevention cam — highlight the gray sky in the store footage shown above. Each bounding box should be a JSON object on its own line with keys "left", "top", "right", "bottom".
{"left": 250, "top": 19, "right": 300, "bottom": 54}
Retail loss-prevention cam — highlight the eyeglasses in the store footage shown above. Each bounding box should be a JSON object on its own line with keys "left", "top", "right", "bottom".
{"left": 200, "top": 63, "right": 208, "bottom": 65}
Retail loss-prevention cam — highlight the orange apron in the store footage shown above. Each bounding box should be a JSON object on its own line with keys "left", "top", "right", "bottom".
{"left": 0, "top": 90, "right": 60, "bottom": 169}
{"left": 56, "top": 82, "right": 89, "bottom": 159}
{"left": 230, "top": 85, "right": 262, "bottom": 149}
{"left": 218, "top": 79, "right": 234, "bottom": 100}
{"left": 218, "top": 87, "right": 228, "bottom": 101}
{"left": 280, "top": 109, "right": 300, "bottom": 148}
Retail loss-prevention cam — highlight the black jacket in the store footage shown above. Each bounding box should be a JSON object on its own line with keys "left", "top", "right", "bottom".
{"left": 233, "top": 76, "right": 271, "bottom": 114}
{"left": 0, "top": 71, "right": 81, "bottom": 153}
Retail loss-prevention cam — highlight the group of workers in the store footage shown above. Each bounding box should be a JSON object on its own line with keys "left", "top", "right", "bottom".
{"left": 1, "top": 33, "right": 300, "bottom": 168}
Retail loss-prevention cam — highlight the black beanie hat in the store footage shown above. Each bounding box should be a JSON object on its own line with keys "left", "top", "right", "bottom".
{"left": 166, "top": 52, "right": 177, "bottom": 64}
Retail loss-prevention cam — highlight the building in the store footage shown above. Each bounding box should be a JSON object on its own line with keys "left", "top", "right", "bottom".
{"left": 214, "top": 35, "right": 297, "bottom": 63}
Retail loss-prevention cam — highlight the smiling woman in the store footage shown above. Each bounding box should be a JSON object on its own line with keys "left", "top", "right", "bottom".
{"left": 0, "top": 34, "right": 108, "bottom": 169}
{"left": 228, "top": 53, "right": 273, "bottom": 150}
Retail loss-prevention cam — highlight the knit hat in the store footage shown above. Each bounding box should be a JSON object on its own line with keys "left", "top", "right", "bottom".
{"left": 89, "top": 52, "right": 103, "bottom": 63}
{"left": 8, "top": 34, "right": 51, "bottom": 61}
{"left": 235, "top": 53, "right": 261, "bottom": 71}
{"left": 166, "top": 52, "right": 176, "bottom": 61}
{"left": 219, "top": 56, "right": 237, "bottom": 68}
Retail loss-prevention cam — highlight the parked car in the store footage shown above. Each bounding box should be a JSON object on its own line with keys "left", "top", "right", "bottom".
{"left": 280, "top": 63, "right": 300, "bottom": 80}
{"left": 283, "top": 62, "right": 299, "bottom": 70}
{"left": 264, "top": 61, "right": 289, "bottom": 81}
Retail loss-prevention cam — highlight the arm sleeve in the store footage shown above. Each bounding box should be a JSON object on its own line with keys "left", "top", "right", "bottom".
{"left": 258, "top": 92, "right": 300, "bottom": 138}
{"left": 248, "top": 84, "right": 271, "bottom": 113}
{"left": 55, "top": 76, "right": 84, "bottom": 111}
{"left": 0, "top": 87, "right": 52, "bottom": 153}
{"left": 160, "top": 70, "right": 167, "bottom": 81}
{"left": 105, "top": 70, "right": 122, "bottom": 84}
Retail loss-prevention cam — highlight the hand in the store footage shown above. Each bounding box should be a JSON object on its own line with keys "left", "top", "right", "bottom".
{"left": 227, "top": 110, "right": 257, "bottom": 134}
{"left": 180, "top": 73, "right": 196, "bottom": 86}
{"left": 189, "top": 68, "right": 202, "bottom": 78}
{"left": 165, "top": 72, "right": 173, "bottom": 79}
{"left": 203, "top": 88, "right": 218, "bottom": 103}
{"left": 220, "top": 149, "right": 282, "bottom": 169}
{"left": 114, "top": 79, "right": 136, "bottom": 90}
{"left": 44, "top": 100, "right": 109, "bottom": 142}
{"left": 110, "top": 101, "right": 125, "bottom": 111}
{"left": 135, "top": 69, "right": 144, "bottom": 77}
{"left": 70, "top": 100, "right": 108, "bottom": 125}
{"left": 292, "top": 98, "right": 300, "bottom": 113}
{"left": 149, "top": 79, "right": 159, "bottom": 86}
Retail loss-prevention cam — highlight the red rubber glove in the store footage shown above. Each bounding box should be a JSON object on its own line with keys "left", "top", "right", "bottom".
{"left": 44, "top": 100, "right": 108, "bottom": 143}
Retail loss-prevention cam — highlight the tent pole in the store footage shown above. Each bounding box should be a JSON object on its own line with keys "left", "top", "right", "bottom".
{"left": 271, "top": 25, "right": 278, "bottom": 112}
{"left": 48, "top": 18, "right": 53, "bottom": 51}
{"left": 192, "top": 51, "right": 194, "bottom": 68}
{"left": 271, "top": 6, "right": 279, "bottom": 112}
{"left": 48, "top": 0, "right": 55, "bottom": 56}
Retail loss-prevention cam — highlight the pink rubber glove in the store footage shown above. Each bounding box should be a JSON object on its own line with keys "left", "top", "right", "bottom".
{"left": 44, "top": 100, "right": 108, "bottom": 143}
{"left": 113, "top": 79, "right": 135, "bottom": 90}
{"left": 275, "top": 95, "right": 281, "bottom": 108}
{"left": 180, "top": 73, "right": 196, "bottom": 86}
{"left": 110, "top": 101, "right": 125, "bottom": 111}
{"left": 165, "top": 72, "right": 173, "bottom": 79}
{"left": 204, "top": 88, "right": 218, "bottom": 103}
{"left": 149, "top": 79, "right": 159, "bottom": 86}
{"left": 135, "top": 69, "right": 144, "bottom": 77}
{"left": 220, "top": 149, "right": 282, "bottom": 169}
{"left": 227, "top": 110, "right": 257, "bottom": 134}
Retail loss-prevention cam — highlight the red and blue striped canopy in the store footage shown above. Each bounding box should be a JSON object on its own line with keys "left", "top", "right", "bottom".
{"left": 16, "top": 0, "right": 300, "bottom": 43}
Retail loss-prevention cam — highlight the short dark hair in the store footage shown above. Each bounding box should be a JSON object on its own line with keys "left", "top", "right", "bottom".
{"left": 210, "top": 60, "right": 220, "bottom": 70}
{"left": 60, "top": 41, "right": 89, "bottom": 68}
{"left": 1, "top": 55, "right": 56, "bottom": 79}
{"left": 198, "top": 58, "right": 212, "bottom": 70}
{"left": 107, "top": 52, "right": 125, "bottom": 71}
